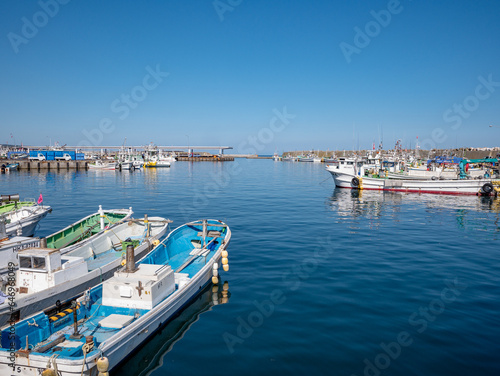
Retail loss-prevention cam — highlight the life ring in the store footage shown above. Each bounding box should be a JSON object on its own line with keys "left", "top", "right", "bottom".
{"left": 481, "top": 182, "right": 494, "bottom": 195}
{"left": 351, "top": 177, "right": 360, "bottom": 188}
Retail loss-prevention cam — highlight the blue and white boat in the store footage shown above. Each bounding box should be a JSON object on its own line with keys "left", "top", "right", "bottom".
{"left": 0, "top": 219, "right": 231, "bottom": 376}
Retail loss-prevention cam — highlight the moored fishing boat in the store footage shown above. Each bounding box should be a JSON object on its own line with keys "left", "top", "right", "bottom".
{"left": 0, "top": 219, "right": 230, "bottom": 376}
{"left": 118, "top": 160, "right": 133, "bottom": 170}
{"left": 144, "top": 156, "right": 171, "bottom": 168}
{"left": 87, "top": 160, "right": 116, "bottom": 170}
{"left": 3, "top": 163, "right": 19, "bottom": 172}
{"left": 0, "top": 216, "right": 170, "bottom": 328}
{"left": 43, "top": 206, "right": 133, "bottom": 254}
{"left": 326, "top": 157, "right": 500, "bottom": 196}
{"left": 0, "top": 195, "right": 51, "bottom": 237}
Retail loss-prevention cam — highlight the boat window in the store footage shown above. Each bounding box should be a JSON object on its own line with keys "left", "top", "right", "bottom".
{"left": 32, "top": 257, "right": 46, "bottom": 270}
{"left": 19, "top": 256, "right": 32, "bottom": 269}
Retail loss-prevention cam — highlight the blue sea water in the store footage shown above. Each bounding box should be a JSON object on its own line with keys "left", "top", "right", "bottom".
{"left": 1, "top": 160, "right": 499, "bottom": 376}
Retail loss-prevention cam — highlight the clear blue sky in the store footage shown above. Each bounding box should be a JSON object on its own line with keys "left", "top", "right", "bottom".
{"left": 1, "top": 0, "right": 500, "bottom": 153}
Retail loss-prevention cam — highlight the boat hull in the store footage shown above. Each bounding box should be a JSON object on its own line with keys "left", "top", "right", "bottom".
{"left": 326, "top": 167, "right": 498, "bottom": 196}
{"left": 5, "top": 206, "right": 51, "bottom": 237}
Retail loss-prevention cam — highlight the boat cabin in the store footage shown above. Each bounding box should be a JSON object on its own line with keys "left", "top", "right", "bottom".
{"left": 330, "top": 157, "right": 366, "bottom": 176}
{"left": 16, "top": 248, "right": 87, "bottom": 294}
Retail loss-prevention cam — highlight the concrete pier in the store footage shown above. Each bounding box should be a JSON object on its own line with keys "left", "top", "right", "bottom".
{"left": 2, "top": 160, "right": 88, "bottom": 171}
{"left": 1, "top": 157, "right": 235, "bottom": 170}
{"left": 176, "top": 156, "right": 234, "bottom": 162}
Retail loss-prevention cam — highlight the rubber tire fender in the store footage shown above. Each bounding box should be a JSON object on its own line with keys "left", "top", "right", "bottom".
{"left": 351, "top": 177, "right": 360, "bottom": 188}
{"left": 481, "top": 182, "right": 494, "bottom": 195}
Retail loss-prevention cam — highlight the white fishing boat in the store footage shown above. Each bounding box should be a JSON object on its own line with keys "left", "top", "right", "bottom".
{"left": 282, "top": 154, "right": 296, "bottom": 161}
{"left": 0, "top": 195, "right": 51, "bottom": 237}
{"left": 119, "top": 161, "right": 133, "bottom": 170}
{"left": 0, "top": 219, "right": 230, "bottom": 376}
{"left": 0, "top": 216, "right": 170, "bottom": 327}
{"left": 297, "top": 156, "right": 314, "bottom": 162}
{"left": 87, "top": 160, "right": 116, "bottom": 170}
{"left": 144, "top": 156, "right": 171, "bottom": 168}
{"left": 326, "top": 157, "right": 500, "bottom": 196}
{"left": 159, "top": 153, "right": 177, "bottom": 163}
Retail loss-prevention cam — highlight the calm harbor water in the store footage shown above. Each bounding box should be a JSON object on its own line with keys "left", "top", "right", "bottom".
{"left": 1, "top": 160, "right": 499, "bottom": 376}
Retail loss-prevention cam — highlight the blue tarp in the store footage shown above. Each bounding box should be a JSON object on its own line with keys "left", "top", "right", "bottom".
{"left": 427, "top": 156, "right": 463, "bottom": 164}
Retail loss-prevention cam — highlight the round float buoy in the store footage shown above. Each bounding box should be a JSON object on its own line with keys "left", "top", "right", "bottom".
{"left": 223, "top": 264, "right": 229, "bottom": 272}
{"left": 42, "top": 369, "right": 56, "bottom": 376}
{"left": 221, "top": 250, "right": 228, "bottom": 258}
{"left": 97, "top": 356, "right": 109, "bottom": 376}
{"left": 153, "top": 239, "right": 160, "bottom": 246}
{"left": 212, "top": 276, "right": 219, "bottom": 284}
{"left": 221, "top": 257, "right": 228, "bottom": 265}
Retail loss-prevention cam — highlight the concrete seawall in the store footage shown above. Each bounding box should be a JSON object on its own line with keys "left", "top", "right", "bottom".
{"left": 2, "top": 160, "right": 88, "bottom": 170}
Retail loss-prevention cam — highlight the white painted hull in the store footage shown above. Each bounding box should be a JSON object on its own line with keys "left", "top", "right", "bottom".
{"left": 326, "top": 166, "right": 497, "bottom": 195}
{"left": 160, "top": 156, "right": 177, "bottom": 163}
{"left": 0, "top": 228, "right": 229, "bottom": 376}
{"left": 4, "top": 206, "right": 51, "bottom": 237}
{"left": 120, "top": 162, "right": 133, "bottom": 170}
{"left": 88, "top": 162, "right": 116, "bottom": 170}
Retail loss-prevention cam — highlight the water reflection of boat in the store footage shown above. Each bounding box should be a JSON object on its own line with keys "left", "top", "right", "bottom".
{"left": 115, "top": 281, "right": 230, "bottom": 376}
{"left": 328, "top": 188, "right": 500, "bottom": 218}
